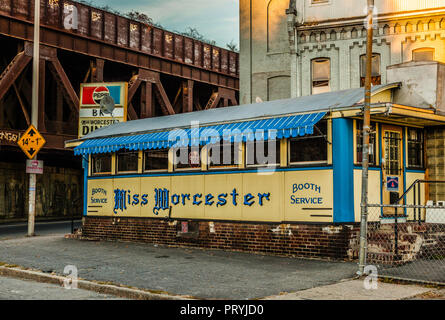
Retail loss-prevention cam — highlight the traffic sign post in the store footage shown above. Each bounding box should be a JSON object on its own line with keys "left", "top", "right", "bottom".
{"left": 25, "top": 0, "right": 41, "bottom": 237}
{"left": 18, "top": 125, "right": 45, "bottom": 237}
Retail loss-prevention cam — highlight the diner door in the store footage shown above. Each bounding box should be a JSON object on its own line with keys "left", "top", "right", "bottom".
{"left": 381, "top": 125, "right": 404, "bottom": 212}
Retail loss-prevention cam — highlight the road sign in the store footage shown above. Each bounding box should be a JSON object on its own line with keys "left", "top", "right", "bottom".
{"left": 78, "top": 82, "right": 127, "bottom": 138}
{"left": 17, "top": 125, "right": 46, "bottom": 159}
{"left": 26, "top": 160, "right": 44, "bottom": 174}
{"left": 386, "top": 176, "right": 399, "bottom": 192}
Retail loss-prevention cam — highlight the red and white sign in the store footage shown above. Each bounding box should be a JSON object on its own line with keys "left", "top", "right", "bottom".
{"left": 26, "top": 160, "right": 44, "bottom": 174}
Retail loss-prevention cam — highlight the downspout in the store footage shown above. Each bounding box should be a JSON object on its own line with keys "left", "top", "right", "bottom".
{"left": 286, "top": 0, "right": 300, "bottom": 98}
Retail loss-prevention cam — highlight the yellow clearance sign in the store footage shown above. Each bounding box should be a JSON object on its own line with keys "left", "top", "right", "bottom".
{"left": 17, "top": 125, "right": 46, "bottom": 159}
{"left": 78, "top": 82, "right": 128, "bottom": 138}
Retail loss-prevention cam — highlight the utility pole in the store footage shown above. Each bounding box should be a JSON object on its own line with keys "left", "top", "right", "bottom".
{"left": 358, "top": 0, "right": 374, "bottom": 275}
{"left": 28, "top": 0, "right": 40, "bottom": 237}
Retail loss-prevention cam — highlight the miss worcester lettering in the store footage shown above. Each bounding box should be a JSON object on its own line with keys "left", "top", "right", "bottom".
{"left": 112, "top": 188, "right": 271, "bottom": 215}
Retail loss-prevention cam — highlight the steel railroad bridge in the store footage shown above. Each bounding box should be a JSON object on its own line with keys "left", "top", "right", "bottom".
{"left": 0, "top": 0, "right": 239, "bottom": 220}
{"left": 0, "top": 0, "right": 239, "bottom": 151}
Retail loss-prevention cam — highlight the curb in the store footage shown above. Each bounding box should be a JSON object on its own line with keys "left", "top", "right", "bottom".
{"left": 0, "top": 266, "right": 194, "bottom": 300}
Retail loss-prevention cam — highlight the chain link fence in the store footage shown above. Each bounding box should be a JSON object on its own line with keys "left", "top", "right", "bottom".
{"left": 366, "top": 204, "right": 445, "bottom": 284}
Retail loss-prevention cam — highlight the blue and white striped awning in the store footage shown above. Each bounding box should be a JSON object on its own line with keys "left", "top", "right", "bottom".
{"left": 74, "top": 112, "right": 326, "bottom": 156}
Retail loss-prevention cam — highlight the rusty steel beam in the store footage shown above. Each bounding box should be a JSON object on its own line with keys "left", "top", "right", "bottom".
{"left": 0, "top": 3, "right": 239, "bottom": 91}
{"left": 127, "top": 103, "right": 138, "bottom": 121}
{"left": 205, "top": 91, "right": 220, "bottom": 110}
{"left": 0, "top": 128, "right": 77, "bottom": 150}
{"left": 0, "top": 51, "right": 32, "bottom": 101}
{"left": 38, "top": 58, "right": 46, "bottom": 132}
{"left": 154, "top": 81, "right": 175, "bottom": 116}
{"left": 92, "top": 58, "right": 104, "bottom": 82}
{"left": 172, "top": 86, "right": 183, "bottom": 113}
{"left": 183, "top": 80, "right": 194, "bottom": 113}
{"left": 128, "top": 76, "right": 142, "bottom": 103}
{"left": 48, "top": 57, "right": 80, "bottom": 111}
{"left": 141, "top": 82, "right": 153, "bottom": 119}
{"left": 12, "top": 81, "right": 31, "bottom": 126}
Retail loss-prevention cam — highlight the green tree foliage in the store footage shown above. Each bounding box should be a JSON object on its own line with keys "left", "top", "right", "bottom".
{"left": 226, "top": 40, "right": 239, "bottom": 52}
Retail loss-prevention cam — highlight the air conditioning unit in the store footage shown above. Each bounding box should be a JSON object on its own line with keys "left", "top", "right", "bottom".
{"left": 426, "top": 200, "right": 445, "bottom": 224}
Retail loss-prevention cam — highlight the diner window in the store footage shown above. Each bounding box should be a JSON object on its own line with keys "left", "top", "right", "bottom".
{"left": 174, "top": 146, "right": 202, "bottom": 170}
{"left": 246, "top": 140, "right": 281, "bottom": 166}
{"left": 412, "top": 48, "right": 435, "bottom": 61}
{"left": 289, "top": 121, "right": 328, "bottom": 164}
{"left": 208, "top": 142, "right": 240, "bottom": 168}
{"left": 91, "top": 154, "right": 112, "bottom": 175}
{"left": 144, "top": 149, "right": 168, "bottom": 172}
{"left": 407, "top": 128, "right": 424, "bottom": 169}
{"left": 360, "top": 53, "right": 381, "bottom": 87}
{"left": 117, "top": 151, "right": 139, "bottom": 173}
{"left": 311, "top": 58, "right": 330, "bottom": 94}
{"left": 356, "top": 121, "right": 377, "bottom": 165}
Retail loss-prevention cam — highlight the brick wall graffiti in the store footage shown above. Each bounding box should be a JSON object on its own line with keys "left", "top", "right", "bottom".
{"left": 0, "top": 162, "right": 82, "bottom": 220}
{"left": 0, "top": 130, "right": 21, "bottom": 145}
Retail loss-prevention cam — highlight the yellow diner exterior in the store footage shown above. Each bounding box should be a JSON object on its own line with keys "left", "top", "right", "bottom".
{"left": 73, "top": 83, "right": 445, "bottom": 225}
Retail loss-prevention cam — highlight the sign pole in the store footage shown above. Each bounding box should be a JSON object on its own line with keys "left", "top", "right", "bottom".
{"left": 28, "top": 0, "right": 40, "bottom": 237}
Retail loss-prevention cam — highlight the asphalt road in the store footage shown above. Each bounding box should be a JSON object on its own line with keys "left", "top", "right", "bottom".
{"left": 0, "top": 220, "right": 82, "bottom": 240}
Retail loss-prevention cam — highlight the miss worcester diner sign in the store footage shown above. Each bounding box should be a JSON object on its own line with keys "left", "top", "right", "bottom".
{"left": 86, "top": 172, "right": 331, "bottom": 222}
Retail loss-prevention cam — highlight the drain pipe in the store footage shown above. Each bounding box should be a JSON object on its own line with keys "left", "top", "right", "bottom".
{"left": 286, "top": 0, "right": 298, "bottom": 98}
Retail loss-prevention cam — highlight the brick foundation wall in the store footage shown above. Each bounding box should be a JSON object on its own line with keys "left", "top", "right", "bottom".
{"left": 81, "top": 216, "right": 361, "bottom": 261}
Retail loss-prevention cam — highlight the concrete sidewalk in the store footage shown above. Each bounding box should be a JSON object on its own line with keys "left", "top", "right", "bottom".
{"left": 0, "top": 235, "right": 358, "bottom": 299}
{"left": 264, "top": 279, "right": 431, "bottom": 300}
{"left": 0, "top": 235, "right": 435, "bottom": 300}
{"left": 0, "top": 276, "right": 123, "bottom": 300}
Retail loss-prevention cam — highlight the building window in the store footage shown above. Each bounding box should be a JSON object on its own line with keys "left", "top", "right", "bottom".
{"left": 412, "top": 48, "right": 435, "bottom": 61}
{"left": 174, "top": 146, "right": 202, "bottom": 170}
{"left": 311, "top": 0, "right": 329, "bottom": 4}
{"left": 144, "top": 149, "right": 168, "bottom": 172}
{"left": 246, "top": 140, "right": 281, "bottom": 166}
{"left": 289, "top": 121, "right": 328, "bottom": 164}
{"left": 360, "top": 54, "right": 381, "bottom": 87}
{"left": 311, "top": 58, "right": 330, "bottom": 94}
{"left": 356, "top": 121, "right": 377, "bottom": 166}
{"left": 407, "top": 128, "right": 424, "bottom": 169}
{"left": 208, "top": 142, "right": 240, "bottom": 169}
{"left": 117, "top": 151, "right": 139, "bottom": 173}
{"left": 91, "top": 154, "right": 112, "bottom": 175}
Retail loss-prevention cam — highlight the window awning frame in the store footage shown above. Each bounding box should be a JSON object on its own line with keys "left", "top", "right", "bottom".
{"left": 74, "top": 112, "right": 327, "bottom": 156}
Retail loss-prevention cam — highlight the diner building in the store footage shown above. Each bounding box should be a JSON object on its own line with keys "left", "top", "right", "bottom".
{"left": 71, "top": 61, "right": 445, "bottom": 259}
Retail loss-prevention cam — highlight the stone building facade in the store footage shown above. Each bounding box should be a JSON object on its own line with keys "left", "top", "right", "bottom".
{"left": 240, "top": 0, "right": 445, "bottom": 202}
{"left": 240, "top": 0, "right": 445, "bottom": 104}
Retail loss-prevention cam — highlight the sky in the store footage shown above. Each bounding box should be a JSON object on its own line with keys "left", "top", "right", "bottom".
{"left": 89, "top": 0, "right": 239, "bottom": 49}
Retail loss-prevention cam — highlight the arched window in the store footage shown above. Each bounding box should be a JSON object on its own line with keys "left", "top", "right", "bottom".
{"left": 412, "top": 48, "right": 435, "bottom": 61}
{"left": 311, "top": 58, "right": 330, "bottom": 94}
{"left": 360, "top": 53, "right": 381, "bottom": 87}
